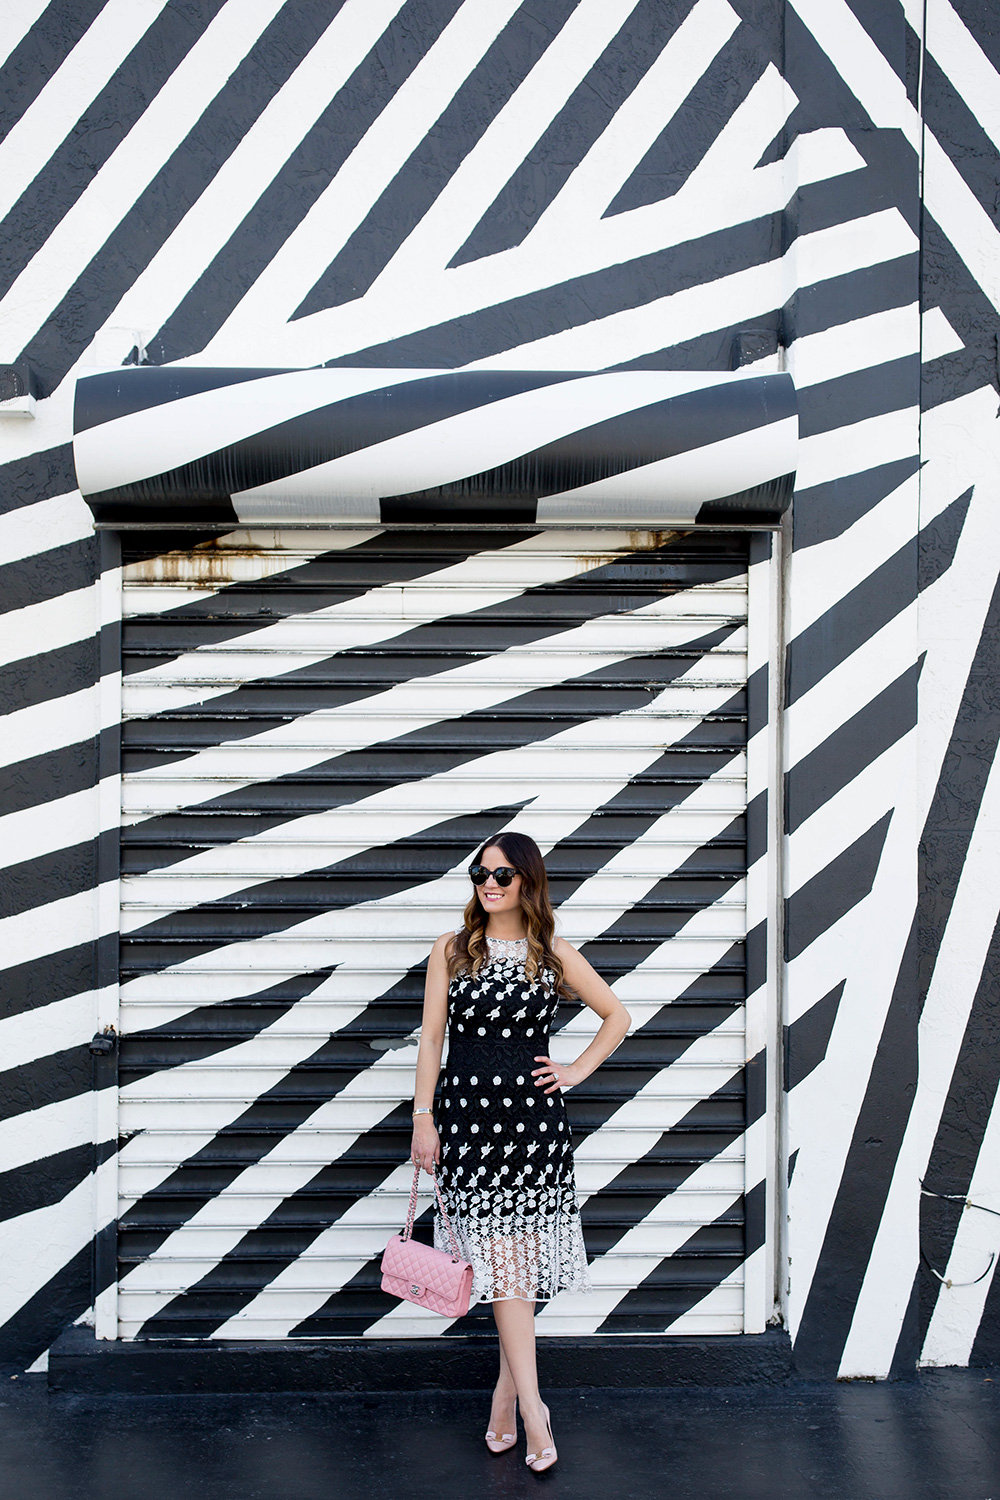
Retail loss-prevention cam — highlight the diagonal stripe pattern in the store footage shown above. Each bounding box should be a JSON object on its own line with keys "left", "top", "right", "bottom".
{"left": 0, "top": 0, "right": 998, "bottom": 1377}
{"left": 112, "top": 530, "right": 750, "bottom": 1338}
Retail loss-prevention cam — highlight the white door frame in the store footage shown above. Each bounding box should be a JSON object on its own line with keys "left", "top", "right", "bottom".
{"left": 95, "top": 525, "right": 788, "bottom": 1341}
{"left": 742, "top": 528, "right": 786, "bottom": 1334}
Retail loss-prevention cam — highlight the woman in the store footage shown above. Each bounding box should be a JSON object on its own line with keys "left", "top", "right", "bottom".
{"left": 410, "top": 832, "right": 630, "bottom": 1472}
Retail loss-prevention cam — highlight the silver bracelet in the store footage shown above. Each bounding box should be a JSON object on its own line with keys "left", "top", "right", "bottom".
{"left": 412, "top": 1107, "right": 433, "bottom": 1117}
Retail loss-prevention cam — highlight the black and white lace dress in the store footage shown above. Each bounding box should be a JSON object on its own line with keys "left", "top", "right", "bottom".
{"left": 434, "top": 935, "right": 591, "bottom": 1304}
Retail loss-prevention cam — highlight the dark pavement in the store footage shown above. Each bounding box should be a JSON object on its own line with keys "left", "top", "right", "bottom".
{"left": 0, "top": 1369, "right": 998, "bottom": 1499}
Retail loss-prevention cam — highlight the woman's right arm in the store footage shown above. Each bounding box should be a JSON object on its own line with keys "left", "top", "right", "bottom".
{"left": 410, "top": 933, "right": 450, "bottom": 1174}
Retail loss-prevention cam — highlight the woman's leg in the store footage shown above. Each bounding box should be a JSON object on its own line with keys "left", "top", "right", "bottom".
{"left": 488, "top": 1336, "right": 517, "bottom": 1437}
{"left": 492, "top": 1299, "right": 551, "bottom": 1456}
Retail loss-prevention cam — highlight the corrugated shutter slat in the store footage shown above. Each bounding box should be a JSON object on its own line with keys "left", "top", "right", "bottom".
{"left": 116, "top": 529, "right": 748, "bottom": 1340}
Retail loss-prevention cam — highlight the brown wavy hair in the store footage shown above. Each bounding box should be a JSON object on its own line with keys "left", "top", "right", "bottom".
{"left": 447, "top": 832, "right": 572, "bottom": 997}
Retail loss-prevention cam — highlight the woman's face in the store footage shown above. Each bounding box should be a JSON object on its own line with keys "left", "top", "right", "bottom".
{"left": 474, "top": 844, "right": 524, "bottom": 916}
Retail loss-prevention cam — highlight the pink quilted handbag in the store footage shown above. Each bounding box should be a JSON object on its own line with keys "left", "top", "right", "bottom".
{"left": 381, "top": 1165, "right": 473, "bottom": 1318}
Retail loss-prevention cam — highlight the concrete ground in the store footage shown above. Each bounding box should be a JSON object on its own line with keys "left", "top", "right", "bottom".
{"left": 0, "top": 1369, "right": 997, "bottom": 1500}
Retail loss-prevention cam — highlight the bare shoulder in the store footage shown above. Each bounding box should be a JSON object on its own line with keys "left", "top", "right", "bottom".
{"left": 553, "top": 935, "right": 588, "bottom": 971}
{"left": 553, "top": 937, "right": 603, "bottom": 984}
{"left": 432, "top": 931, "right": 455, "bottom": 953}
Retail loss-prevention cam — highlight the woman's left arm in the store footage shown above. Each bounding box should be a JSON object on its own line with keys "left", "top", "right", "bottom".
{"left": 532, "top": 940, "right": 631, "bottom": 1095}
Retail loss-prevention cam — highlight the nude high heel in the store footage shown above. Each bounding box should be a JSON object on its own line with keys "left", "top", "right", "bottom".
{"left": 525, "top": 1404, "right": 557, "bottom": 1472}
{"left": 485, "top": 1396, "right": 517, "bottom": 1454}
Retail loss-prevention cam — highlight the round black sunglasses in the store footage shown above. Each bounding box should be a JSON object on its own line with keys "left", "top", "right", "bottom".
{"left": 468, "top": 863, "right": 519, "bottom": 887}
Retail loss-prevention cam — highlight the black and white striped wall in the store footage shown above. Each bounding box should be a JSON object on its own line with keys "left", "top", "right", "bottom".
{"left": 0, "top": 0, "right": 997, "bottom": 1381}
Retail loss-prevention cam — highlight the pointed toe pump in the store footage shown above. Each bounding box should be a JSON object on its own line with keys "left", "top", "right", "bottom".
{"left": 485, "top": 1397, "right": 517, "bottom": 1454}
{"left": 525, "top": 1405, "right": 557, "bottom": 1473}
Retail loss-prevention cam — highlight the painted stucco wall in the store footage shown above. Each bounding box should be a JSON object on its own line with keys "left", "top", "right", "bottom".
{"left": 0, "top": 0, "right": 997, "bottom": 1378}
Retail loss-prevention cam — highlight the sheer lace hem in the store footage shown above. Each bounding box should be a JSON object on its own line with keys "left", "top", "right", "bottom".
{"left": 435, "top": 1209, "right": 591, "bottom": 1304}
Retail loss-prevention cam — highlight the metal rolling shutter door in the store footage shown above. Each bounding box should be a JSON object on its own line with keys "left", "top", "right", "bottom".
{"left": 116, "top": 528, "right": 749, "bottom": 1340}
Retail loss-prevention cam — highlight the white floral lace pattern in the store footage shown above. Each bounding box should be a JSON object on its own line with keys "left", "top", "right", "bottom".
{"left": 435, "top": 1206, "right": 591, "bottom": 1304}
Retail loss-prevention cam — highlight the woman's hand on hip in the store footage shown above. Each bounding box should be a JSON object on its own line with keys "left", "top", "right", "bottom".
{"left": 532, "top": 1056, "right": 584, "bottom": 1094}
{"left": 410, "top": 1119, "right": 441, "bottom": 1173}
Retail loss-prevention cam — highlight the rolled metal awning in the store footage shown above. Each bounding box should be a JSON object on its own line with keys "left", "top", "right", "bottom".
{"left": 73, "top": 365, "right": 797, "bottom": 527}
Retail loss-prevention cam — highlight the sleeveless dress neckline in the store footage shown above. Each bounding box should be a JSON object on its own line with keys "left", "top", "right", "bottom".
{"left": 434, "top": 933, "right": 591, "bottom": 1305}
{"left": 485, "top": 934, "right": 527, "bottom": 957}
